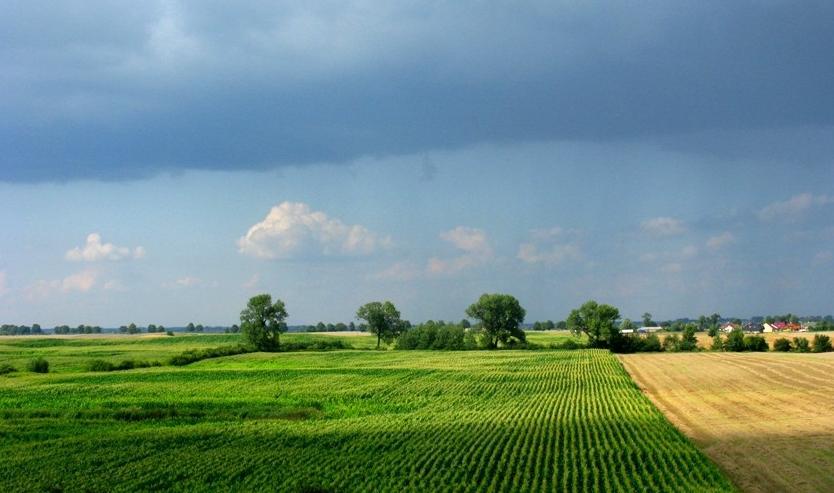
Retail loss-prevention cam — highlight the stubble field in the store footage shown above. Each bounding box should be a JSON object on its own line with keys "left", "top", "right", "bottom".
{"left": 620, "top": 352, "right": 834, "bottom": 493}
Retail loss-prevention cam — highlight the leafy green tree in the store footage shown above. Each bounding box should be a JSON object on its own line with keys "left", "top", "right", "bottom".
{"left": 240, "top": 294, "right": 288, "bottom": 351}
{"left": 619, "top": 319, "right": 635, "bottom": 333}
{"left": 642, "top": 312, "right": 653, "bottom": 327}
{"left": 794, "top": 337, "right": 811, "bottom": 353}
{"left": 356, "top": 301, "right": 405, "bottom": 349}
{"left": 465, "top": 293, "right": 527, "bottom": 349}
{"left": 773, "top": 338, "right": 793, "bottom": 352}
{"left": 556, "top": 320, "right": 567, "bottom": 330}
{"left": 710, "top": 334, "right": 724, "bottom": 351}
{"left": 662, "top": 334, "right": 680, "bottom": 352}
{"left": 744, "top": 335, "right": 768, "bottom": 352}
{"left": 186, "top": 322, "right": 195, "bottom": 332}
{"left": 460, "top": 319, "right": 471, "bottom": 329}
{"left": 566, "top": 300, "right": 620, "bottom": 348}
{"left": 544, "top": 320, "right": 555, "bottom": 330}
{"left": 532, "top": 321, "right": 543, "bottom": 331}
{"left": 812, "top": 334, "right": 833, "bottom": 353}
{"left": 724, "top": 329, "right": 746, "bottom": 352}
{"left": 679, "top": 325, "right": 698, "bottom": 351}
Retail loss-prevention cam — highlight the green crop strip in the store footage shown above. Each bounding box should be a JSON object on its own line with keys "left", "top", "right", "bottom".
{"left": 0, "top": 341, "right": 733, "bottom": 492}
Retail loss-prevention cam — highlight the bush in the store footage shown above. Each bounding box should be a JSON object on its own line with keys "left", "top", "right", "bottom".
{"left": 0, "top": 363, "right": 17, "bottom": 375}
{"left": 794, "top": 337, "right": 810, "bottom": 353}
{"left": 552, "top": 338, "right": 583, "bottom": 350}
{"left": 678, "top": 327, "right": 698, "bottom": 351}
{"left": 168, "top": 345, "right": 253, "bottom": 366}
{"left": 743, "top": 335, "right": 768, "bottom": 352}
{"left": 279, "top": 340, "right": 352, "bottom": 352}
{"left": 87, "top": 359, "right": 115, "bottom": 372}
{"left": 27, "top": 358, "right": 49, "bottom": 373}
{"left": 87, "top": 359, "right": 162, "bottom": 372}
{"left": 166, "top": 331, "right": 174, "bottom": 336}
{"left": 772, "top": 338, "right": 793, "bottom": 352}
{"left": 812, "top": 334, "right": 833, "bottom": 353}
{"left": 611, "top": 334, "right": 661, "bottom": 353}
{"left": 724, "top": 330, "right": 746, "bottom": 352}
{"left": 396, "top": 323, "right": 465, "bottom": 350}
{"left": 710, "top": 334, "right": 724, "bottom": 351}
{"left": 662, "top": 334, "right": 681, "bottom": 352}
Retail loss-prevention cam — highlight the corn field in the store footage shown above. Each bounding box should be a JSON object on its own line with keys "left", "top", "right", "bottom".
{"left": 0, "top": 344, "right": 733, "bottom": 492}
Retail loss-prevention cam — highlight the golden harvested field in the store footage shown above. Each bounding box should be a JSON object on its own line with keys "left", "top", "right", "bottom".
{"left": 620, "top": 352, "right": 834, "bottom": 493}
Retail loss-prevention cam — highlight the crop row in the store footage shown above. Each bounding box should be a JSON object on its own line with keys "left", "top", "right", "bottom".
{"left": 0, "top": 350, "right": 733, "bottom": 492}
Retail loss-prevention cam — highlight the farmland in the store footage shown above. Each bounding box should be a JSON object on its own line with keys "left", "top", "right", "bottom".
{"left": 621, "top": 352, "right": 834, "bottom": 493}
{"left": 0, "top": 336, "right": 731, "bottom": 492}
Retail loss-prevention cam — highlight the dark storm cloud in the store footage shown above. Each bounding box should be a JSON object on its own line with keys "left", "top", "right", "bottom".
{"left": 2, "top": 1, "right": 834, "bottom": 181}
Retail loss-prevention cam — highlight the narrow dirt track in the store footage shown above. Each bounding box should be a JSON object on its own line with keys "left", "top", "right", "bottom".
{"left": 620, "top": 352, "right": 834, "bottom": 493}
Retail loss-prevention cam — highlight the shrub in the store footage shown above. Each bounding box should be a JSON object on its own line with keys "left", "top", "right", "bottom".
{"left": 710, "top": 334, "right": 724, "bottom": 351}
{"left": 724, "top": 330, "right": 746, "bottom": 352}
{"left": 168, "top": 345, "right": 253, "bottom": 366}
{"left": 396, "top": 323, "right": 466, "bottom": 350}
{"left": 279, "top": 340, "right": 352, "bottom": 352}
{"left": 662, "top": 334, "right": 681, "bottom": 352}
{"left": 794, "top": 337, "right": 810, "bottom": 353}
{"left": 772, "top": 338, "right": 793, "bottom": 352}
{"left": 87, "top": 360, "right": 115, "bottom": 372}
{"left": 166, "top": 331, "right": 174, "bottom": 336}
{"left": 812, "top": 334, "right": 833, "bottom": 353}
{"left": 642, "top": 334, "right": 662, "bottom": 352}
{"left": 679, "top": 326, "right": 698, "bottom": 351}
{"left": 0, "top": 363, "right": 17, "bottom": 375}
{"left": 553, "top": 338, "right": 583, "bottom": 350}
{"left": 743, "top": 335, "right": 768, "bottom": 352}
{"left": 611, "top": 334, "right": 660, "bottom": 353}
{"left": 27, "top": 358, "right": 49, "bottom": 373}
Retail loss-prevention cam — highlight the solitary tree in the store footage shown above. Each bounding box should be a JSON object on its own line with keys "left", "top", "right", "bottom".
{"left": 240, "top": 294, "right": 288, "bottom": 351}
{"left": 566, "top": 300, "right": 621, "bottom": 348}
{"left": 356, "top": 301, "right": 405, "bottom": 349}
{"left": 465, "top": 293, "right": 526, "bottom": 349}
{"left": 642, "top": 312, "right": 653, "bottom": 327}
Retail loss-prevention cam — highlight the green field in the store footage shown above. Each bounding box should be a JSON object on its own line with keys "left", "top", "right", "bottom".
{"left": 0, "top": 336, "right": 732, "bottom": 492}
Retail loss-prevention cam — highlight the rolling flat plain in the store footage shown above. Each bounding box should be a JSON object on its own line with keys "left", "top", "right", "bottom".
{"left": 0, "top": 335, "right": 732, "bottom": 492}
{"left": 620, "top": 352, "right": 834, "bottom": 493}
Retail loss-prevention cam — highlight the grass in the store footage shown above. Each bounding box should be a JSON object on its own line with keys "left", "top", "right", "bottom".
{"left": 0, "top": 336, "right": 730, "bottom": 492}
{"left": 620, "top": 351, "right": 834, "bottom": 493}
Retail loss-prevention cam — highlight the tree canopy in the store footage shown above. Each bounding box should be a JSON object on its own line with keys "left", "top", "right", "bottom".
{"left": 240, "top": 294, "right": 288, "bottom": 351}
{"left": 566, "top": 300, "right": 620, "bottom": 348}
{"left": 356, "top": 301, "right": 405, "bottom": 349}
{"left": 465, "top": 293, "right": 526, "bottom": 348}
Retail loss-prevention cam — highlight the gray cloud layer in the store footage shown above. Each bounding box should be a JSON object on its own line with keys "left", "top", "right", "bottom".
{"left": 3, "top": 1, "right": 834, "bottom": 181}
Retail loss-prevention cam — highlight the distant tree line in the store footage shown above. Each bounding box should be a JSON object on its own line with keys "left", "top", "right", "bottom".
{"left": 302, "top": 322, "right": 359, "bottom": 332}
{"left": 1, "top": 324, "right": 45, "bottom": 335}
{"left": 55, "top": 324, "right": 102, "bottom": 334}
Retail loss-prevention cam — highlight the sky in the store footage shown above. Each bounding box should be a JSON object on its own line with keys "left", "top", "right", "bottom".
{"left": 1, "top": 1, "right": 833, "bottom": 326}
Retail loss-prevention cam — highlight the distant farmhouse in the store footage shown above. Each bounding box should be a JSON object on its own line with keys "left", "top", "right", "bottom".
{"left": 761, "top": 322, "right": 805, "bottom": 333}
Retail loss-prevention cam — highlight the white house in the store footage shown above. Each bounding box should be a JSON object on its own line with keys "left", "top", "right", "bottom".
{"left": 762, "top": 323, "right": 777, "bottom": 333}
{"left": 638, "top": 326, "right": 664, "bottom": 333}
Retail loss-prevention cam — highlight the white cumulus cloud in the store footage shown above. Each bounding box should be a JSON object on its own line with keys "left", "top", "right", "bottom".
{"left": 26, "top": 270, "right": 98, "bottom": 300}
{"left": 427, "top": 227, "right": 493, "bottom": 275}
{"left": 238, "top": 202, "right": 391, "bottom": 259}
{"left": 640, "top": 217, "right": 686, "bottom": 236}
{"left": 758, "top": 193, "right": 834, "bottom": 222}
{"left": 706, "top": 232, "right": 736, "bottom": 250}
{"left": 66, "top": 233, "right": 145, "bottom": 262}
{"left": 517, "top": 227, "right": 582, "bottom": 267}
